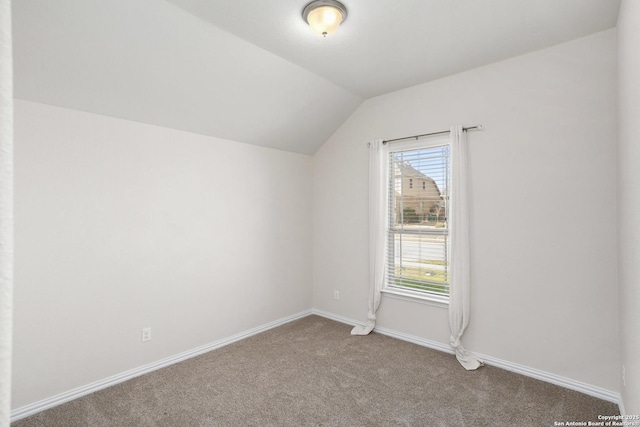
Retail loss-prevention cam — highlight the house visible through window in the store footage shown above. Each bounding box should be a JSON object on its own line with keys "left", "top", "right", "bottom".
{"left": 385, "top": 136, "right": 451, "bottom": 302}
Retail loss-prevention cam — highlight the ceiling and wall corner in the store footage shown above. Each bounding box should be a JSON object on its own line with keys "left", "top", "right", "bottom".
{"left": 165, "top": 0, "right": 621, "bottom": 98}
{"left": 12, "top": 0, "right": 620, "bottom": 155}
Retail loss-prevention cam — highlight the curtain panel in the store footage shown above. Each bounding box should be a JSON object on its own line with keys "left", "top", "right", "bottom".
{"left": 448, "top": 126, "right": 482, "bottom": 370}
{"left": 351, "top": 139, "right": 388, "bottom": 335}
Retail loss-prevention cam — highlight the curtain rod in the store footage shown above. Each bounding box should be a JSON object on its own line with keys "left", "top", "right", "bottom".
{"left": 382, "top": 125, "right": 483, "bottom": 145}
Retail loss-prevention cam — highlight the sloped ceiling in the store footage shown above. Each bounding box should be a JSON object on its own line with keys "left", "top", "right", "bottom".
{"left": 165, "top": 0, "right": 621, "bottom": 98}
{"left": 12, "top": 0, "right": 620, "bottom": 154}
{"left": 12, "top": 0, "right": 362, "bottom": 154}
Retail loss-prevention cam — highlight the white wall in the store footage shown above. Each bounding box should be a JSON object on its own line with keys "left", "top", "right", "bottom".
{"left": 12, "top": 100, "right": 313, "bottom": 409}
{"left": 617, "top": 0, "right": 640, "bottom": 414}
{"left": 313, "top": 30, "right": 619, "bottom": 392}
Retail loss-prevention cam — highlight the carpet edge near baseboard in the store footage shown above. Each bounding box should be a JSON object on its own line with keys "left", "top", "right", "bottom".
{"left": 311, "top": 308, "right": 624, "bottom": 413}
{"left": 10, "top": 309, "right": 313, "bottom": 422}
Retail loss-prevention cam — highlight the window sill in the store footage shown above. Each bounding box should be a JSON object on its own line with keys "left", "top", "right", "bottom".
{"left": 381, "top": 287, "right": 449, "bottom": 308}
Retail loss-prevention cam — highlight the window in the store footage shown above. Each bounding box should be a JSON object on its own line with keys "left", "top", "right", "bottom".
{"left": 384, "top": 136, "right": 451, "bottom": 302}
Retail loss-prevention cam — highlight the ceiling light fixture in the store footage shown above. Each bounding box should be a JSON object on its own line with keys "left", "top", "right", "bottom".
{"left": 302, "top": 0, "right": 348, "bottom": 37}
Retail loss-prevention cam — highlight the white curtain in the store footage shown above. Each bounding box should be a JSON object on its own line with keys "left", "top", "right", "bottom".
{"left": 351, "top": 139, "right": 388, "bottom": 335}
{"left": 448, "top": 126, "right": 482, "bottom": 370}
{"left": 0, "top": 0, "right": 13, "bottom": 424}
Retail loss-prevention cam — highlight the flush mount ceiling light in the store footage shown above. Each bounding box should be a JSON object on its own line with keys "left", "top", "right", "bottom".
{"left": 302, "top": 0, "right": 348, "bottom": 37}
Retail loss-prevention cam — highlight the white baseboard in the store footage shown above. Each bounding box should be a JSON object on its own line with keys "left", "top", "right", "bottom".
{"left": 475, "top": 352, "right": 621, "bottom": 405}
{"left": 311, "top": 309, "right": 623, "bottom": 410}
{"left": 11, "top": 309, "right": 313, "bottom": 422}
{"left": 12, "top": 308, "right": 625, "bottom": 421}
{"left": 619, "top": 396, "right": 626, "bottom": 416}
{"left": 374, "top": 325, "right": 455, "bottom": 355}
{"left": 311, "top": 308, "right": 363, "bottom": 328}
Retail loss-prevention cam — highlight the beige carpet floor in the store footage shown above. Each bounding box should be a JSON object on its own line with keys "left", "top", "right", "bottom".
{"left": 13, "top": 315, "right": 619, "bottom": 426}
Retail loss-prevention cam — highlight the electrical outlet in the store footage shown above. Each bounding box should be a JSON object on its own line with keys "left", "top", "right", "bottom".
{"left": 622, "top": 365, "right": 626, "bottom": 387}
{"left": 141, "top": 327, "right": 151, "bottom": 343}
{"left": 333, "top": 290, "right": 340, "bottom": 300}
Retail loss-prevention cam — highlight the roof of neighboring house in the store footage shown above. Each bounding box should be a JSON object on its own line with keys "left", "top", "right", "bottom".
{"left": 394, "top": 162, "right": 442, "bottom": 197}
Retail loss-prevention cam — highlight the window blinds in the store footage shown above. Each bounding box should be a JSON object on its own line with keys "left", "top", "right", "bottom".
{"left": 387, "top": 144, "right": 451, "bottom": 296}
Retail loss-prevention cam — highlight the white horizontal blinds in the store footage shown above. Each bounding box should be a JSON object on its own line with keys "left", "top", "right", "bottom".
{"left": 387, "top": 144, "right": 451, "bottom": 296}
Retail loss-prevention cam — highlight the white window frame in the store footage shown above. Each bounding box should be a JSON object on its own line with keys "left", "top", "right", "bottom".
{"left": 380, "top": 134, "right": 451, "bottom": 306}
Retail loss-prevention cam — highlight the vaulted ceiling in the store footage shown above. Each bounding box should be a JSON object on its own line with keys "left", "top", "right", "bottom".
{"left": 13, "top": 0, "right": 620, "bottom": 154}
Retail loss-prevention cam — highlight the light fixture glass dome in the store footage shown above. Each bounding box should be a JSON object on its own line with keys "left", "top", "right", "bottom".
{"left": 303, "top": 0, "right": 348, "bottom": 37}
